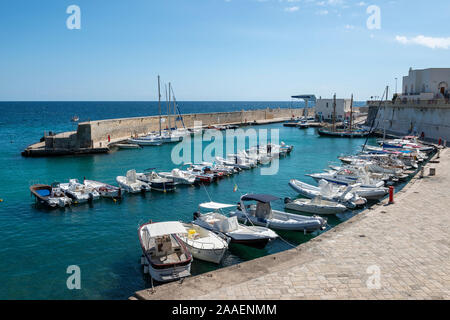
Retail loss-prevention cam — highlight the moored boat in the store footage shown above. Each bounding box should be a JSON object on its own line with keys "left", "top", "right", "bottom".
{"left": 83, "top": 180, "right": 122, "bottom": 199}
{"left": 30, "top": 184, "right": 72, "bottom": 208}
{"left": 116, "top": 170, "right": 151, "bottom": 193}
{"left": 231, "top": 194, "right": 327, "bottom": 232}
{"left": 178, "top": 223, "right": 229, "bottom": 264}
{"left": 138, "top": 221, "right": 192, "bottom": 282}
{"left": 193, "top": 202, "right": 278, "bottom": 249}
{"left": 284, "top": 197, "right": 347, "bottom": 215}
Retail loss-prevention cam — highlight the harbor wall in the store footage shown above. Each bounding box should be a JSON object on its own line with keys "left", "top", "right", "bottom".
{"left": 367, "top": 100, "right": 450, "bottom": 144}
{"left": 81, "top": 107, "right": 314, "bottom": 147}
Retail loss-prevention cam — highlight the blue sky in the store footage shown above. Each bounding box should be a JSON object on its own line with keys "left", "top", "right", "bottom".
{"left": 0, "top": 0, "right": 449, "bottom": 101}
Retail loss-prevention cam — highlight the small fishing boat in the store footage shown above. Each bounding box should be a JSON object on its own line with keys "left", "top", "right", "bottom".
{"left": 216, "top": 156, "right": 251, "bottom": 170}
{"left": 83, "top": 180, "right": 122, "bottom": 199}
{"left": 288, "top": 179, "right": 367, "bottom": 209}
{"left": 138, "top": 221, "right": 192, "bottom": 282}
{"left": 128, "top": 136, "right": 163, "bottom": 146}
{"left": 183, "top": 164, "right": 216, "bottom": 183}
{"left": 116, "top": 170, "right": 151, "bottom": 193}
{"left": 318, "top": 128, "right": 370, "bottom": 138}
{"left": 178, "top": 223, "right": 229, "bottom": 264}
{"left": 193, "top": 202, "right": 278, "bottom": 249}
{"left": 115, "top": 143, "right": 142, "bottom": 149}
{"left": 231, "top": 194, "right": 327, "bottom": 232}
{"left": 59, "top": 179, "right": 100, "bottom": 203}
{"left": 71, "top": 115, "right": 79, "bottom": 122}
{"left": 159, "top": 169, "right": 197, "bottom": 185}
{"left": 30, "top": 184, "right": 72, "bottom": 208}
{"left": 136, "top": 171, "right": 176, "bottom": 192}
{"left": 296, "top": 120, "right": 310, "bottom": 129}
{"left": 284, "top": 197, "right": 347, "bottom": 215}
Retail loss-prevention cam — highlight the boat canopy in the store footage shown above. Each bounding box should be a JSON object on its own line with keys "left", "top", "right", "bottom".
{"left": 144, "top": 221, "right": 187, "bottom": 237}
{"left": 241, "top": 194, "right": 280, "bottom": 203}
{"left": 199, "top": 202, "right": 235, "bottom": 210}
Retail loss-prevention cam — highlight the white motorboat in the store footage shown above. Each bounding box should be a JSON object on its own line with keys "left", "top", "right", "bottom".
{"left": 159, "top": 168, "right": 197, "bottom": 185}
{"left": 116, "top": 170, "right": 151, "bottom": 193}
{"left": 59, "top": 179, "right": 100, "bottom": 203}
{"left": 215, "top": 156, "right": 249, "bottom": 170}
{"left": 30, "top": 184, "right": 72, "bottom": 208}
{"left": 288, "top": 179, "right": 367, "bottom": 209}
{"left": 129, "top": 135, "right": 163, "bottom": 146}
{"left": 178, "top": 223, "right": 228, "bottom": 264}
{"left": 136, "top": 171, "right": 176, "bottom": 192}
{"left": 226, "top": 154, "right": 257, "bottom": 169}
{"left": 231, "top": 194, "right": 327, "bottom": 233}
{"left": 138, "top": 221, "right": 192, "bottom": 282}
{"left": 83, "top": 179, "right": 122, "bottom": 199}
{"left": 284, "top": 196, "right": 347, "bottom": 215}
{"left": 115, "top": 143, "right": 142, "bottom": 149}
{"left": 193, "top": 202, "right": 278, "bottom": 249}
{"left": 307, "top": 168, "right": 385, "bottom": 189}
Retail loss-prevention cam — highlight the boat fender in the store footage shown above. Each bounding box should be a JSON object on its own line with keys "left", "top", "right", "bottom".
{"left": 284, "top": 197, "right": 292, "bottom": 204}
{"left": 193, "top": 211, "right": 201, "bottom": 220}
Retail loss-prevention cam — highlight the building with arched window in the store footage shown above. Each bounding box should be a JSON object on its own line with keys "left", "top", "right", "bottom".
{"left": 402, "top": 68, "right": 450, "bottom": 100}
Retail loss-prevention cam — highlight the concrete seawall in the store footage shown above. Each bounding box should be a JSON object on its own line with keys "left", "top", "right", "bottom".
{"left": 22, "top": 107, "right": 314, "bottom": 157}
{"left": 367, "top": 100, "right": 450, "bottom": 144}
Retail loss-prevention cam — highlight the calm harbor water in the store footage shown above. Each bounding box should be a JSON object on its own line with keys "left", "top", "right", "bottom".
{"left": 0, "top": 101, "right": 374, "bottom": 300}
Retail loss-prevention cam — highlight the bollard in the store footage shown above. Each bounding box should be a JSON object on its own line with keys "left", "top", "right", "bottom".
{"left": 420, "top": 167, "right": 424, "bottom": 178}
{"left": 429, "top": 168, "right": 436, "bottom": 176}
{"left": 388, "top": 186, "right": 395, "bottom": 204}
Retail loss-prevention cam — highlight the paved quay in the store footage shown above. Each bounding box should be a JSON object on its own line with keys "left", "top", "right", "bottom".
{"left": 132, "top": 149, "right": 450, "bottom": 300}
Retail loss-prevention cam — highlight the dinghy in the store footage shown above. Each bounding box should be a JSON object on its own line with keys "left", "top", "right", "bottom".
{"left": 284, "top": 196, "right": 347, "bottom": 215}
{"left": 115, "top": 143, "right": 141, "bottom": 149}
{"left": 30, "top": 184, "right": 72, "bottom": 208}
{"left": 116, "top": 170, "right": 151, "bottom": 193}
{"left": 83, "top": 180, "right": 122, "bottom": 199}
{"left": 59, "top": 179, "right": 100, "bottom": 203}
{"left": 289, "top": 179, "right": 367, "bottom": 209}
{"left": 138, "top": 221, "right": 192, "bottom": 282}
{"left": 178, "top": 223, "right": 229, "bottom": 264}
{"left": 231, "top": 194, "right": 327, "bottom": 233}
{"left": 193, "top": 202, "right": 278, "bottom": 249}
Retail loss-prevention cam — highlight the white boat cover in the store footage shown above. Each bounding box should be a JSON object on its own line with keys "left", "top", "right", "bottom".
{"left": 199, "top": 202, "right": 236, "bottom": 210}
{"left": 144, "top": 222, "right": 187, "bottom": 237}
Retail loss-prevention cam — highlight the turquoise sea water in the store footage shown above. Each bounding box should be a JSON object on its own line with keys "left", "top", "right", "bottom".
{"left": 0, "top": 101, "right": 373, "bottom": 300}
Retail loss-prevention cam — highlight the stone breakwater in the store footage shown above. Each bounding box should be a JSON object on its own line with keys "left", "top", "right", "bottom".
{"left": 22, "top": 107, "right": 313, "bottom": 157}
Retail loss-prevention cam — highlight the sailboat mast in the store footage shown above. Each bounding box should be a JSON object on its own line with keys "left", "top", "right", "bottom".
{"left": 349, "top": 94, "right": 353, "bottom": 131}
{"left": 168, "top": 82, "right": 172, "bottom": 132}
{"left": 158, "top": 75, "right": 162, "bottom": 135}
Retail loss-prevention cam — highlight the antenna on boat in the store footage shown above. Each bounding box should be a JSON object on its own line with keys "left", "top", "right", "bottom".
{"left": 170, "top": 85, "right": 186, "bottom": 130}
{"left": 362, "top": 86, "right": 388, "bottom": 152}
{"left": 158, "top": 75, "right": 162, "bottom": 136}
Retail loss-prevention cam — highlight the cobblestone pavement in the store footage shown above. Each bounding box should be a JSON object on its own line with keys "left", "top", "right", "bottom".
{"left": 133, "top": 149, "right": 450, "bottom": 300}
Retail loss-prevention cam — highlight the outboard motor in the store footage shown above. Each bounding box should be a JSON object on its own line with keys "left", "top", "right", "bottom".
{"left": 284, "top": 197, "right": 292, "bottom": 204}
{"left": 88, "top": 193, "right": 94, "bottom": 203}
{"left": 193, "top": 211, "right": 201, "bottom": 220}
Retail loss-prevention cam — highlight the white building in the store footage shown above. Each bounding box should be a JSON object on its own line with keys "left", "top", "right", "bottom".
{"left": 402, "top": 68, "right": 450, "bottom": 100}
{"left": 315, "top": 98, "right": 352, "bottom": 122}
